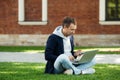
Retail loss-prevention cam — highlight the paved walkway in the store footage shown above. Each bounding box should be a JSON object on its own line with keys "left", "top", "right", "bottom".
{"left": 0, "top": 52, "right": 120, "bottom": 64}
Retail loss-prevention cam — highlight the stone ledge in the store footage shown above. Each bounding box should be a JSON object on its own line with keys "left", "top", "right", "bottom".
{"left": 0, "top": 34, "right": 119, "bottom": 46}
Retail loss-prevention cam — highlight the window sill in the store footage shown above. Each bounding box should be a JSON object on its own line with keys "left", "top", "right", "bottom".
{"left": 99, "top": 21, "right": 120, "bottom": 25}
{"left": 18, "top": 21, "right": 47, "bottom": 25}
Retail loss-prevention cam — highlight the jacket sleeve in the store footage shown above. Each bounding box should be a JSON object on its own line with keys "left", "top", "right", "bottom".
{"left": 45, "top": 35, "right": 58, "bottom": 62}
{"left": 70, "top": 36, "right": 76, "bottom": 58}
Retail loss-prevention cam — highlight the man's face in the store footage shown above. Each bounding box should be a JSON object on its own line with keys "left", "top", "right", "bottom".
{"left": 64, "top": 23, "right": 77, "bottom": 36}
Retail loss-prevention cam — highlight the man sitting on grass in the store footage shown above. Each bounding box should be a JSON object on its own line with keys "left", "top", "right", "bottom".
{"left": 44, "top": 16, "right": 96, "bottom": 75}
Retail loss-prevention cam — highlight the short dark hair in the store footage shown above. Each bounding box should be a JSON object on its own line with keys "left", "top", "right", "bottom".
{"left": 62, "top": 16, "right": 76, "bottom": 28}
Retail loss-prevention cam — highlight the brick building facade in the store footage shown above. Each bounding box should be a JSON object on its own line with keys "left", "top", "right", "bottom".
{"left": 0, "top": 0, "right": 120, "bottom": 46}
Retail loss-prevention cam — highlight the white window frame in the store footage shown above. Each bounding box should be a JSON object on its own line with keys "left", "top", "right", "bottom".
{"left": 99, "top": 0, "right": 120, "bottom": 25}
{"left": 18, "top": 0, "right": 47, "bottom": 25}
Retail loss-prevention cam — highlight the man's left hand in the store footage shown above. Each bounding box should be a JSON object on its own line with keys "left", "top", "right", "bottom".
{"left": 74, "top": 50, "right": 82, "bottom": 56}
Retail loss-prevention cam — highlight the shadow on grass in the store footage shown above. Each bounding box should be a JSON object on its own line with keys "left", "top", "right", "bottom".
{"left": 0, "top": 63, "right": 120, "bottom": 80}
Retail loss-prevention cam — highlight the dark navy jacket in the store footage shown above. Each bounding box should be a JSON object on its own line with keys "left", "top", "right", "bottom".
{"left": 44, "top": 34, "right": 75, "bottom": 74}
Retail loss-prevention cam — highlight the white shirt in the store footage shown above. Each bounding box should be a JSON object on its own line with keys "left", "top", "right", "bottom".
{"left": 63, "top": 37, "right": 72, "bottom": 56}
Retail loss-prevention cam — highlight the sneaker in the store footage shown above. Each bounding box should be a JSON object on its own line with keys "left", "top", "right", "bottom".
{"left": 64, "top": 69, "right": 73, "bottom": 75}
{"left": 82, "top": 68, "right": 95, "bottom": 74}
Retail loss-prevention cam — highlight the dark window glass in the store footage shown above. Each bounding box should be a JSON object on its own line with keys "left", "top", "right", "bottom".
{"left": 106, "top": 0, "right": 120, "bottom": 21}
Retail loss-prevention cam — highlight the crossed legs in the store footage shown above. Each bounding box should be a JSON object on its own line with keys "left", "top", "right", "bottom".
{"left": 54, "top": 54, "right": 96, "bottom": 75}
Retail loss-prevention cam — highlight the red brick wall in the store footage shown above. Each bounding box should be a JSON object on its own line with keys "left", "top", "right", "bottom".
{"left": 25, "top": 0, "right": 42, "bottom": 21}
{"left": 0, "top": 0, "right": 120, "bottom": 34}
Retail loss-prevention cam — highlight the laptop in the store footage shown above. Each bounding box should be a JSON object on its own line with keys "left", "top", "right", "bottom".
{"left": 72, "top": 50, "right": 98, "bottom": 64}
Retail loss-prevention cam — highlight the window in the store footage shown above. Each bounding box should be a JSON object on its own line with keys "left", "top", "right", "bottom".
{"left": 99, "top": 0, "right": 120, "bottom": 25}
{"left": 18, "top": 0, "right": 48, "bottom": 25}
{"left": 106, "top": 0, "right": 120, "bottom": 21}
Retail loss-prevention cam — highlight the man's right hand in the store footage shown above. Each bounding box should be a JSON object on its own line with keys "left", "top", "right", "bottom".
{"left": 68, "top": 55, "right": 75, "bottom": 61}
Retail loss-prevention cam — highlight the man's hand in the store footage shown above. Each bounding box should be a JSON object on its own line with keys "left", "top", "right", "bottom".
{"left": 74, "top": 50, "right": 82, "bottom": 56}
{"left": 68, "top": 55, "right": 75, "bottom": 61}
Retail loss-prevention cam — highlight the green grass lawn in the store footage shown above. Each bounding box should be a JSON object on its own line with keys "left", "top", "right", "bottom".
{"left": 0, "top": 46, "right": 45, "bottom": 53}
{"left": 0, "top": 62, "right": 120, "bottom": 80}
{"left": 0, "top": 46, "right": 119, "bottom": 54}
